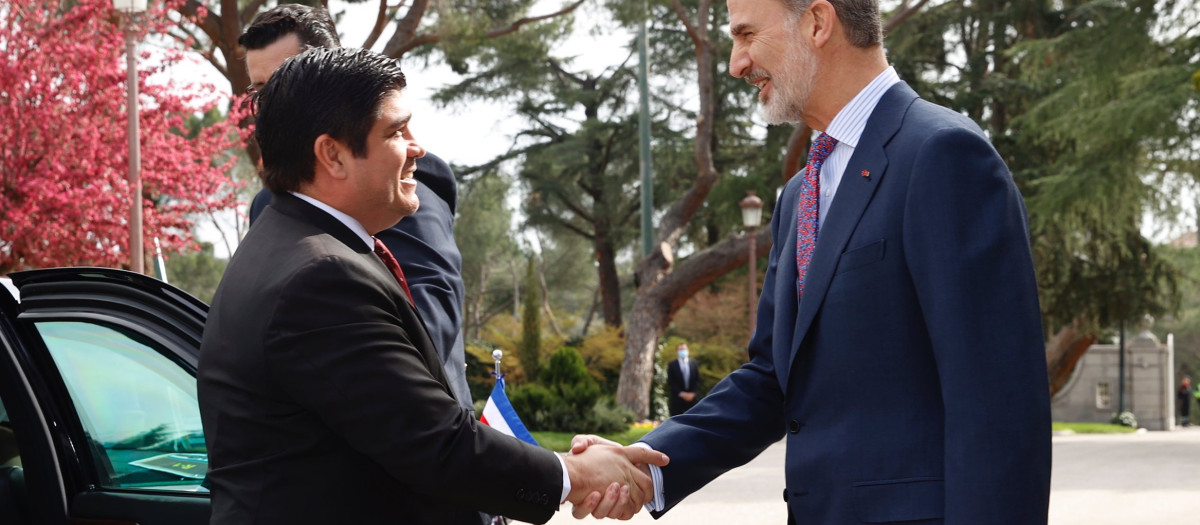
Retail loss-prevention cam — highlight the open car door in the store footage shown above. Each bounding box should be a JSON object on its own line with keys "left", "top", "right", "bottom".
{"left": 0, "top": 268, "right": 210, "bottom": 525}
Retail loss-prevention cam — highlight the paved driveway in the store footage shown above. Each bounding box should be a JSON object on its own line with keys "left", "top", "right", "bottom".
{"left": 1049, "top": 426, "right": 1200, "bottom": 525}
{"left": 529, "top": 426, "right": 1200, "bottom": 524}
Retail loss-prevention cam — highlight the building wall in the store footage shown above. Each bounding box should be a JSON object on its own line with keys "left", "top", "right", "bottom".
{"left": 1051, "top": 332, "right": 1175, "bottom": 430}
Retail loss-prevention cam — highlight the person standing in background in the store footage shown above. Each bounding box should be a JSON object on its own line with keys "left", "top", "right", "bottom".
{"left": 1179, "top": 375, "right": 1193, "bottom": 426}
{"left": 667, "top": 343, "right": 701, "bottom": 417}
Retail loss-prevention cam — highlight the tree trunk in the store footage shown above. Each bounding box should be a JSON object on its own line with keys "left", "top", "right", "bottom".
{"left": 596, "top": 234, "right": 623, "bottom": 328}
{"left": 782, "top": 124, "right": 812, "bottom": 184}
{"left": 537, "top": 252, "right": 562, "bottom": 337}
{"left": 617, "top": 0, "right": 721, "bottom": 416}
{"left": 618, "top": 228, "right": 770, "bottom": 417}
{"left": 1045, "top": 318, "right": 1098, "bottom": 396}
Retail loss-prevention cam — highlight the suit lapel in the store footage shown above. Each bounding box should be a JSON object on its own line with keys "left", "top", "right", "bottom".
{"left": 785, "top": 83, "right": 919, "bottom": 377}
{"left": 271, "top": 193, "right": 453, "bottom": 396}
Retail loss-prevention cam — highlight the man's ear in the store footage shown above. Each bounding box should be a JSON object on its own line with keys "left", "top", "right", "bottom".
{"left": 808, "top": 0, "right": 836, "bottom": 48}
{"left": 313, "top": 134, "right": 350, "bottom": 181}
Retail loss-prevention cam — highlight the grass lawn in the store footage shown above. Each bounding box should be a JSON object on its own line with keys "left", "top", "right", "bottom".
{"left": 531, "top": 425, "right": 656, "bottom": 452}
{"left": 1052, "top": 421, "right": 1138, "bottom": 434}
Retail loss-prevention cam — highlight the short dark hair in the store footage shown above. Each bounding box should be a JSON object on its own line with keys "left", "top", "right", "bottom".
{"left": 255, "top": 48, "right": 407, "bottom": 193}
{"left": 784, "top": 0, "right": 881, "bottom": 48}
{"left": 238, "top": 4, "right": 340, "bottom": 51}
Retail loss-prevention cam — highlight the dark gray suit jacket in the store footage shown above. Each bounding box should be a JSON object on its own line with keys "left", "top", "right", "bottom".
{"left": 248, "top": 152, "right": 473, "bottom": 413}
{"left": 199, "top": 193, "right": 561, "bottom": 524}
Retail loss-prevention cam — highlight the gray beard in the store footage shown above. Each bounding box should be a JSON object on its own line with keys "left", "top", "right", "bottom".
{"left": 760, "top": 33, "right": 817, "bottom": 126}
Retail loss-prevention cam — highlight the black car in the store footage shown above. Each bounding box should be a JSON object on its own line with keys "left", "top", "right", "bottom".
{"left": 0, "top": 268, "right": 210, "bottom": 525}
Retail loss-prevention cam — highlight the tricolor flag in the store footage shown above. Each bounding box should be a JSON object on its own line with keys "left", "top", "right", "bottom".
{"left": 480, "top": 377, "right": 538, "bottom": 446}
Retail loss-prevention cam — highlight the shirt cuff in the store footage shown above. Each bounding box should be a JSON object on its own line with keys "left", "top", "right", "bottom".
{"left": 631, "top": 442, "right": 665, "bottom": 512}
{"left": 557, "top": 453, "right": 571, "bottom": 504}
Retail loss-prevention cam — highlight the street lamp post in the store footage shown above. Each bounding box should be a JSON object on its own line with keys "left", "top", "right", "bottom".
{"left": 114, "top": 0, "right": 147, "bottom": 274}
{"left": 740, "top": 191, "right": 764, "bottom": 339}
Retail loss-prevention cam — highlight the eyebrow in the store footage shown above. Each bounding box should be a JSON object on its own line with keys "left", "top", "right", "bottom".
{"left": 385, "top": 113, "right": 412, "bottom": 132}
{"left": 730, "top": 23, "right": 750, "bottom": 37}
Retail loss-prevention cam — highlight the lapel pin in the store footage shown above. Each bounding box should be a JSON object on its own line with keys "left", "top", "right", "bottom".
{"left": 861, "top": 169, "right": 871, "bottom": 179}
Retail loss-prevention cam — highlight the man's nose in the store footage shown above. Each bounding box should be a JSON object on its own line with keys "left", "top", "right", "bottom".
{"left": 409, "top": 140, "right": 426, "bottom": 159}
{"left": 729, "top": 44, "right": 749, "bottom": 78}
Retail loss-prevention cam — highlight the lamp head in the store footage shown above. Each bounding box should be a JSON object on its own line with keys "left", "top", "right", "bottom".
{"left": 112, "top": 0, "right": 148, "bottom": 13}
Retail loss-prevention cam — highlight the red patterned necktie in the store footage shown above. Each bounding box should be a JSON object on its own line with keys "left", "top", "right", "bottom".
{"left": 796, "top": 132, "right": 838, "bottom": 297}
{"left": 373, "top": 239, "right": 415, "bottom": 306}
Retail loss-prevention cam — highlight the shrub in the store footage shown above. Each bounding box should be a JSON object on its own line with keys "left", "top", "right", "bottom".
{"left": 507, "top": 347, "right": 633, "bottom": 433}
{"left": 1110, "top": 411, "right": 1138, "bottom": 428}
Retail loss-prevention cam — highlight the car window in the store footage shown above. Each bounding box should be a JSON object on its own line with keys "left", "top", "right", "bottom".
{"left": 34, "top": 321, "right": 206, "bottom": 492}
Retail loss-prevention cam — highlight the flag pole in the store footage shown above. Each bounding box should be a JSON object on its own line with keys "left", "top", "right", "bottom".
{"left": 492, "top": 349, "right": 503, "bottom": 380}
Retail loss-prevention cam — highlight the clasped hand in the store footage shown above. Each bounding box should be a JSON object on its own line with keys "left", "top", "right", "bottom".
{"left": 562, "top": 435, "right": 668, "bottom": 520}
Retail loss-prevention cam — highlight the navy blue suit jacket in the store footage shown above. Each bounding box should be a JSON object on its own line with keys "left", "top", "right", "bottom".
{"left": 249, "top": 152, "right": 473, "bottom": 412}
{"left": 641, "top": 83, "right": 1051, "bottom": 524}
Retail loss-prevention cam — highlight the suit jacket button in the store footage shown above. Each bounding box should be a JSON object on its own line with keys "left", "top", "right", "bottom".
{"left": 782, "top": 488, "right": 789, "bottom": 502}
{"left": 788, "top": 420, "right": 801, "bottom": 433}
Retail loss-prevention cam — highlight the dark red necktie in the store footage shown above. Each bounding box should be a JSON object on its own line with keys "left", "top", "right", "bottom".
{"left": 373, "top": 239, "right": 415, "bottom": 306}
{"left": 796, "top": 132, "right": 838, "bottom": 297}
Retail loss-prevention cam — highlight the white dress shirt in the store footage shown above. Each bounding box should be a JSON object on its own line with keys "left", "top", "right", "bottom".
{"left": 642, "top": 67, "right": 903, "bottom": 513}
{"left": 290, "top": 192, "right": 374, "bottom": 250}
{"left": 817, "top": 67, "right": 900, "bottom": 228}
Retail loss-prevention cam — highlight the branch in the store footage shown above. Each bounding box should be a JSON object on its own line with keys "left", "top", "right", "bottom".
{"left": 239, "top": 0, "right": 270, "bottom": 25}
{"left": 652, "top": 228, "right": 772, "bottom": 314}
{"left": 384, "top": 0, "right": 586, "bottom": 58}
{"left": 380, "top": 0, "right": 433, "bottom": 58}
{"left": 547, "top": 58, "right": 588, "bottom": 87}
{"left": 174, "top": 0, "right": 222, "bottom": 44}
{"left": 201, "top": 46, "right": 229, "bottom": 77}
{"left": 882, "top": 0, "right": 932, "bottom": 34}
{"left": 552, "top": 186, "right": 596, "bottom": 224}
{"left": 362, "top": 0, "right": 394, "bottom": 50}
{"left": 484, "top": 0, "right": 586, "bottom": 40}
{"left": 670, "top": 0, "right": 702, "bottom": 47}
{"left": 547, "top": 215, "right": 596, "bottom": 240}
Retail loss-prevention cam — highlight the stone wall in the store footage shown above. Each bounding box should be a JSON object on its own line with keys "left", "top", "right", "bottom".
{"left": 1051, "top": 331, "right": 1175, "bottom": 430}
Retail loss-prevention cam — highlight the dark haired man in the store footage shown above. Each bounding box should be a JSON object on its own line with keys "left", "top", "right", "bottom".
{"left": 198, "top": 47, "right": 668, "bottom": 525}
{"left": 239, "top": 4, "right": 476, "bottom": 421}
{"left": 575, "top": 0, "right": 1051, "bottom": 522}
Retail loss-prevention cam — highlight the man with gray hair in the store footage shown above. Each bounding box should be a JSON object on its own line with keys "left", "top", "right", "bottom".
{"left": 576, "top": 0, "right": 1051, "bottom": 522}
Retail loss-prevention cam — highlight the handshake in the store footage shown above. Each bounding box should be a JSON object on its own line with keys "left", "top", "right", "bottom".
{"left": 560, "top": 435, "right": 669, "bottom": 520}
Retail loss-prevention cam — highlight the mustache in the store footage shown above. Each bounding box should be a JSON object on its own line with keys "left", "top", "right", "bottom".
{"left": 745, "top": 70, "right": 768, "bottom": 86}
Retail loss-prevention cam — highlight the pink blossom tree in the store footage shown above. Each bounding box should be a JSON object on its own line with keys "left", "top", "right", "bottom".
{"left": 0, "top": 0, "right": 241, "bottom": 273}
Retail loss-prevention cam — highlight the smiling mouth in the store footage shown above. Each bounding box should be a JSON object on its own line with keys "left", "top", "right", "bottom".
{"left": 746, "top": 72, "right": 769, "bottom": 91}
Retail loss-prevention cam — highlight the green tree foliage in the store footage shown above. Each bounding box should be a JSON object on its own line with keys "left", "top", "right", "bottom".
{"left": 455, "top": 172, "right": 521, "bottom": 339}
{"left": 1154, "top": 245, "right": 1200, "bottom": 397}
{"left": 519, "top": 254, "right": 542, "bottom": 379}
{"left": 432, "top": 14, "right": 653, "bottom": 328}
{"left": 887, "top": 0, "right": 1200, "bottom": 388}
{"left": 433, "top": 4, "right": 782, "bottom": 335}
{"left": 165, "top": 243, "right": 228, "bottom": 304}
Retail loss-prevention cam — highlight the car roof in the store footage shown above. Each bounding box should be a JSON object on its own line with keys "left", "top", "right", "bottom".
{"left": 1, "top": 276, "right": 16, "bottom": 301}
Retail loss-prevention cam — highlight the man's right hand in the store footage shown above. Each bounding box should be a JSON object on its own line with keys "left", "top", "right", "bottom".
{"left": 561, "top": 442, "right": 667, "bottom": 520}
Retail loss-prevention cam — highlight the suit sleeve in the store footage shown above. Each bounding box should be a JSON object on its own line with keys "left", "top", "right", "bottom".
{"left": 903, "top": 127, "right": 1052, "bottom": 524}
{"left": 262, "top": 255, "right": 562, "bottom": 523}
{"left": 640, "top": 184, "right": 794, "bottom": 514}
